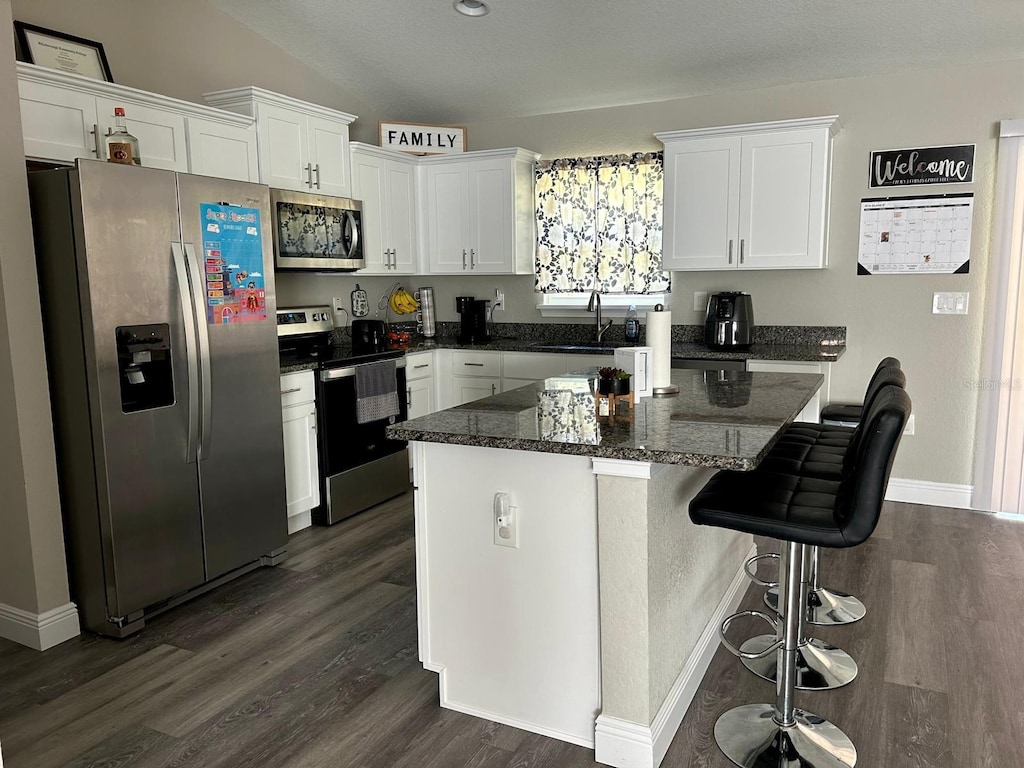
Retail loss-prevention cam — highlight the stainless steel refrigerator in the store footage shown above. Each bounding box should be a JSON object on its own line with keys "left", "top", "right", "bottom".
{"left": 29, "top": 160, "right": 288, "bottom": 637}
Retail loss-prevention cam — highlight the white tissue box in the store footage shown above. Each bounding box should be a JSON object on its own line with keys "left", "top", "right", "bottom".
{"left": 614, "top": 347, "right": 654, "bottom": 399}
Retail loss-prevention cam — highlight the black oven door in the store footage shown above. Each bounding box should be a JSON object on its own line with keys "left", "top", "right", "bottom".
{"left": 318, "top": 363, "right": 408, "bottom": 477}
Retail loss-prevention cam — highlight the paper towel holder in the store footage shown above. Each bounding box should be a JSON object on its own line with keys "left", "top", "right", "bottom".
{"left": 650, "top": 304, "right": 680, "bottom": 396}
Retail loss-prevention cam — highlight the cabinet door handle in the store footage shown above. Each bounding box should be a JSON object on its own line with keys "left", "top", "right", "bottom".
{"left": 90, "top": 125, "right": 100, "bottom": 156}
{"left": 464, "top": 362, "right": 485, "bottom": 367}
{"left": 491, "top": 384, "right": 496, "bottom": 395}
{"left": 470, "top": 249, "right": 476, "bottom": 269}
{"left": 407, "top": 387, "right": 412, "bottom": 407}
{"left": 305, "top": 163, "right": 313, "bottom": 187}
{"left": 413, "top": 364, "right": 429, "bottom": 369}
{"left": 281, "top": 387, "right": 302, "bottom": 395}
{"left": 314, "top": 163, "right": 321, "bottom": 189}
{"left": 728, "top": 239, "right": 734, "bottom": 264}
{"left": 462, "top": 249, "right": 467, "bottom": 269}
{"left": 310, "top": 415, "right": 317, "bottom": 431}
{"left": 740, "top": 239, "right": 745, "bottom": 264}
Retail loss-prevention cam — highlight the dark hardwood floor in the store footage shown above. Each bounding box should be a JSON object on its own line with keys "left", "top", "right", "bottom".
{"left": 1, "top": 496, "right": 1022, "bottom": 767}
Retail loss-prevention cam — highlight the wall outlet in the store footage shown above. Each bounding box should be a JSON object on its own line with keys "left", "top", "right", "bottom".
{"left": 493, "top": 492, "right": 518, "bottom": 548}
{"left": 694, "top": 291, "right": 708, "bottom": 312}
{"left": 933, "top": 292, "right": 969, "bottom": 314}
{"left": 493, "top": 288, "right": 505, "bottom": 312}
{"left": 332, "top": 296, "right": 347, "bottom": 322}
{"left": 904, "top": 414, "right": 915, "bottom": 436}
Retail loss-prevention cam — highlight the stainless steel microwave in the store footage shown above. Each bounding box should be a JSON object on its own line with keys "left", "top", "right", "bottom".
{"left": 269, "top": 188, "right": 364, "bottom": 271}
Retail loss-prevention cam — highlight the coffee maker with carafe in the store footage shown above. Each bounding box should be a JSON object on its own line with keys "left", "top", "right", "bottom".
{"left": 456, "top": 296, "right": 491, "bottom": 344}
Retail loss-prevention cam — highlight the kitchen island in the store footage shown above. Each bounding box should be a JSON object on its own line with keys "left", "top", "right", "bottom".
{"left": 386, "top": 368, "right": 823, "bottom": 768}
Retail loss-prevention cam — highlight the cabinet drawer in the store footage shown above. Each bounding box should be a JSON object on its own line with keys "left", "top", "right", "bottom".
{"left": 501, "top": 352, "right": 568, "bottom": 381}
{"left": 406, "top": 351, "right": 435, "bottom": 380}
{"left": 280, "top": 370, "right": 315, "bottom": 407}
{"left": 452, "top": 350, "right": 501, "bottom": 377}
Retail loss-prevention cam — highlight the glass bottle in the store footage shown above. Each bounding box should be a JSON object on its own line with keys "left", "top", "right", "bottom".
{"left": 105, "top": 107, "right": 141, "bottom": 166}
{"left": 625, "top": 304, "right": 640, "bottom": 343}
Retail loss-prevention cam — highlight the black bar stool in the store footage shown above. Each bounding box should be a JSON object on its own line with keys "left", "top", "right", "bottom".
{"left": 761, "top": 359, "right": 904, "bottom": 627}
{"left": 689, "top": 384, "right": 911, "bottom": 768}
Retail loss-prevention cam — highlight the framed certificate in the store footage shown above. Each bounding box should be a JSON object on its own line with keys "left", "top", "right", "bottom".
{"left": 14, "top": 22, "right": 113, "bottom": 82}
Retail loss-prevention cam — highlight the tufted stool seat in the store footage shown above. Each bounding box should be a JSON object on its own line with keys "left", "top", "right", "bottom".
{"left": 689, "top": 384, "right": 911, "bottom": 768}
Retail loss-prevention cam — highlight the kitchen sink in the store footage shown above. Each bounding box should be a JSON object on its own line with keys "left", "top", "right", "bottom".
{"left": 529, "top": 342, "right": 622, "bottom": 353}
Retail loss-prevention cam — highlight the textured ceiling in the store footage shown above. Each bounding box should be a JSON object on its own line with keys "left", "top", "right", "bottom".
{"left": 213, "top": 0, "right": 1024, "bottom": 124}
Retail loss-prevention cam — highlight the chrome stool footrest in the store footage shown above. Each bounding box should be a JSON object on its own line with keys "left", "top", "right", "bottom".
{"left": 719, "top": 610, "right": 780, "bottom": 659}
{"left": 765, "top": 585, "right": 867, "bottom": 625}
{"left": 715, "top": 703, "right": 857, "bottom": 768}
{"left": 744, "top": 552, "right": 780, "bottom": 588}
{"left": 739, "top": 634, "right": 858, "bottom": 690}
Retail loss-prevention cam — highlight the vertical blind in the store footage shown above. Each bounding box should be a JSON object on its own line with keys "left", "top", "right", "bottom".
{"left": 534, "top": 152, "right": 670, "bottom": 294}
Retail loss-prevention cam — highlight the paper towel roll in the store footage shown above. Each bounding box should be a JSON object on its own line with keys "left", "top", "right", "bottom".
{"left": 647, "top": 309, "right": 678, "bottom": 394}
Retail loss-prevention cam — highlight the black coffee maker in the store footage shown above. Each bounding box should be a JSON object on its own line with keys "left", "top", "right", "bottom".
{"left": 456, "top": 296, "right": 490, "bottom": 344}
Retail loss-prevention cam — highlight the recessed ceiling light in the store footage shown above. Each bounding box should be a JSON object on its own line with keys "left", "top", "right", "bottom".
{"left": 454, "top": 0, "right": 489, "bottom": 17}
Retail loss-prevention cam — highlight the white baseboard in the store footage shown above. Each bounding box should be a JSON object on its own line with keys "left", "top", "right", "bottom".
{"left": 885, "top": 477, "right": 974, "bottom": 509}
{"left": 434, "top": 665, "right": 594, "bottom": 748}
{"left": 594, "top": 543, "right": 757, "bottom": 768}
{"left": 0, "top": 602, "right": 79, "bottom": 651}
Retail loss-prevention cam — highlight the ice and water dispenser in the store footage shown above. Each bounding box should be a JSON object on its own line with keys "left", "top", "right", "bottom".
{"left": 115, "top": 324, "right": 174, "bottom": 412}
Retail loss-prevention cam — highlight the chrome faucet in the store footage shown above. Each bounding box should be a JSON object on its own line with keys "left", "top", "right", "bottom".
{"left": 587, "top": 289, "right": 614, "bottom": 342}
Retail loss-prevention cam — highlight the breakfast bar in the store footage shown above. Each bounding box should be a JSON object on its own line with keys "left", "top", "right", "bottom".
{"left": 387, "top": 367, "right": 823, "bottom": 768}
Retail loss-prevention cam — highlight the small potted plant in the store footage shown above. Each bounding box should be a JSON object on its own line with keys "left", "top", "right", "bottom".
{"left": 597, "top": 367, "right": 631, "bottom": 396}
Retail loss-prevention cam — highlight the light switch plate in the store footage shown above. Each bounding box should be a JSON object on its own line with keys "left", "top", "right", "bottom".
{"left": 933, "top": 292, "right": 969, "bottom": 315}
{"left": 694, "top": 291, "right": 708, "bottom": 312}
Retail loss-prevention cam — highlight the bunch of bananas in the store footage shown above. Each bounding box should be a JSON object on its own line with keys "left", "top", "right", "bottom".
{"left": 389, "top": 286, "right": 420, "bottom": 315}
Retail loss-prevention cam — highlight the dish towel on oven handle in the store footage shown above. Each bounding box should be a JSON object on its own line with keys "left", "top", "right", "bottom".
{"left": 355, "top": 359, "right": 400, "bottom": 424}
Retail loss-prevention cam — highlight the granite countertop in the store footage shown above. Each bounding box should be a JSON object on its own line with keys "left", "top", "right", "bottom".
{"left": 386, "top": 368, "right": 823, "bottom": 471}
{"left": 280, "top": 336, "right": 844, "bottom": 373}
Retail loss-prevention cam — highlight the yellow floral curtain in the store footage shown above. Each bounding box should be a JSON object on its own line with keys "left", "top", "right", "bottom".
{"left": 535, "top": 153, "right": 669, "bottom": 294}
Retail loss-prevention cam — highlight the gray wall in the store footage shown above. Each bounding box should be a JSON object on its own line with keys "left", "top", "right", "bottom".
{"left": 456, "top": 60, "right": 1024, "bottom": 487}
{"left": 0, "top": 0, "right": 71, "bottom": 617}
{"left": 279, "top": 60, "right": 1023, "bottom": 486}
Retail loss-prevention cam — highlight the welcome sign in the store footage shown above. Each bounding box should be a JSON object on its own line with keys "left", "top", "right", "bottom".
{"left": 869, "top": 144, "right": 975, "bottom": 188}
{"left": 379, "top": 121, "right": 466, "bottom": 155}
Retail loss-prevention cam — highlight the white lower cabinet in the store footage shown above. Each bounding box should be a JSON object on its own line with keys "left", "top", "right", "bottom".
{"left": 453, "top": 376, "right": 501, "bottom": 405}
{"left": 405, "top": 351, "right": 437, "bottom": 419}
{"left": 449, "top": 350, "right": 502, "bottom": 406}
{"left": 746, "top": 360, "right": 830, "bottom": 423}
{"left": 280, "top": 371, "right": 319, "bottom": 534}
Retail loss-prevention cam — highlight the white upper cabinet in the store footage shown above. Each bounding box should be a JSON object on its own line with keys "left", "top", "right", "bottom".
{"left": 17, "top": 64, "right": 257, "bottom": 180}
{"left": 657, "top": 116, "right": 839, "bottom": 271}
{"left": 205, "top": 87, "right": 356, "bottom": 198}
{"left": 420, "top": 148, "right": 539, "bottom": 275}
{"left": 351, "top": 143, "right": 418, "bottom": 274}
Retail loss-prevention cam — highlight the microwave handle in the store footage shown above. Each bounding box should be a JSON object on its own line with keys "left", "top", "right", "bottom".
{"left": 344, "top": 211, "right": 360, "bottom": 259}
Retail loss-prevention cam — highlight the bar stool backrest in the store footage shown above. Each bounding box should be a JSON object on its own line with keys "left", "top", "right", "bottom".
{"left": 834, "top": 385, "right": 912, "bottom": 546}
{"left": 846, "top": 365, "right": 906, "bottom": 458}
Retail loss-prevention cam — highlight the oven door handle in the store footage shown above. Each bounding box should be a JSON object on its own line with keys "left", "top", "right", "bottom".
{"left": 320, "top": 358, "right": 407, "bottom": 381}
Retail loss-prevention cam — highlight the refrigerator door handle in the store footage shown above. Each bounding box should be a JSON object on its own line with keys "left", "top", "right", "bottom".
{"left": 182, "top": 242, "right": 214, "bottom": 461}
{"left": 170, "top": 242, "right": 200, "bottom": 463}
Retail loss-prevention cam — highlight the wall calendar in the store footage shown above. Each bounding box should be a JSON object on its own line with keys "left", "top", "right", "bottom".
{"left": 857, "top": 193, "right": 973, "bottom": 275}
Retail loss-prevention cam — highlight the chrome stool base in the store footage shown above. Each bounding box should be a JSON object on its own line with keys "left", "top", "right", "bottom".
{"left": 765, "top": 585, "right": 867, "bottom": 626}
{"left": 715, "top": 703, "right": 857, "bottom": 768}
{"left": 739, "top": 634, "right": 858, "bottom": 690}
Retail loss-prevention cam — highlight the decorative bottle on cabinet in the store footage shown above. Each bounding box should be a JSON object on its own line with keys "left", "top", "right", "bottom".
{"left": 105, "top": 107, "right": 141, "bottom": 166}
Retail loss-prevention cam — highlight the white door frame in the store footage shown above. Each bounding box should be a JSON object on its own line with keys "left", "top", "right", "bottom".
{"left": 974, "top": 119, "right": 1024, "bottom": 514}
